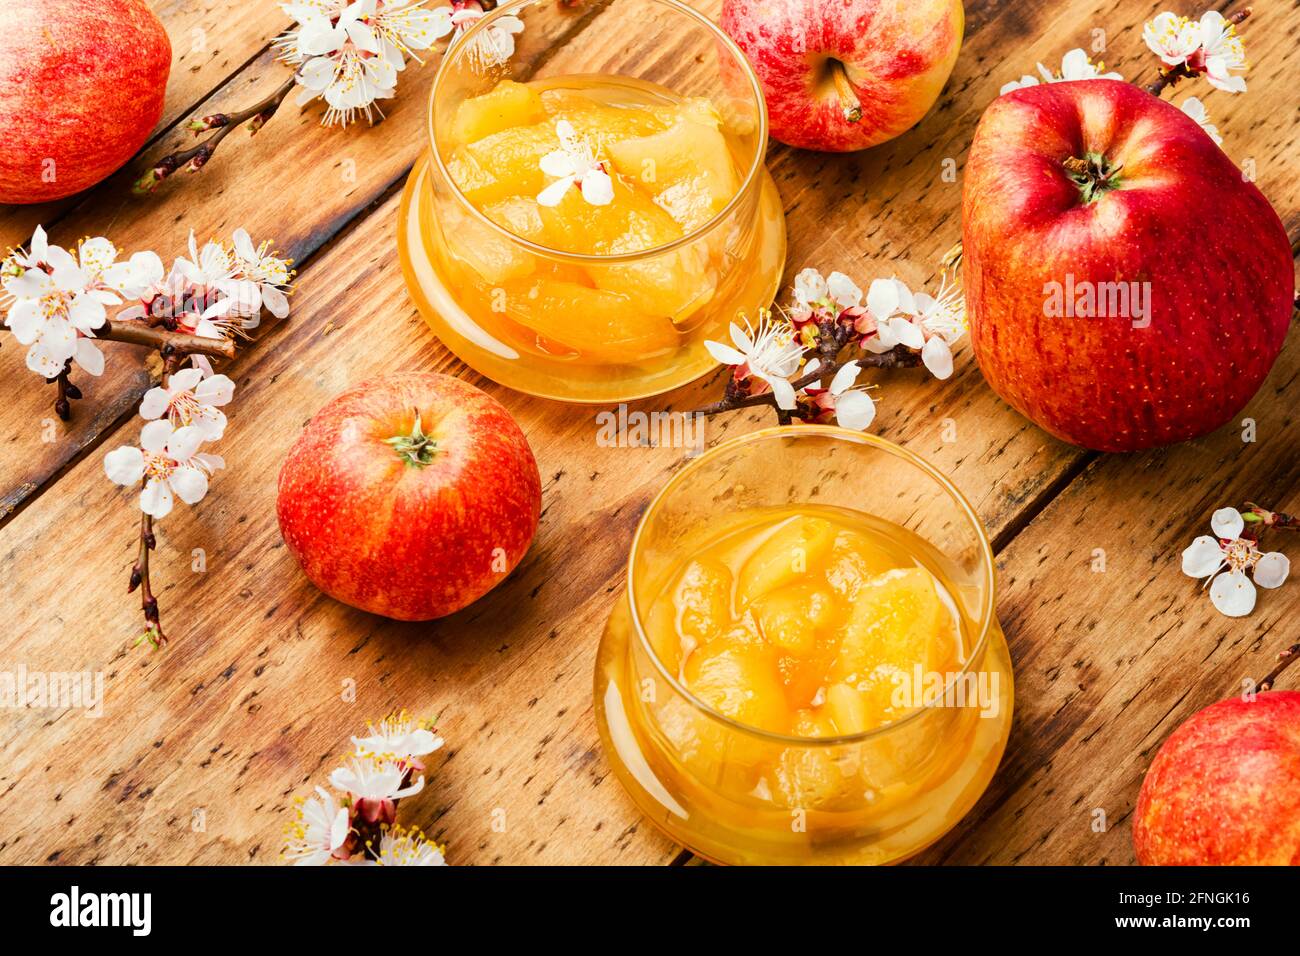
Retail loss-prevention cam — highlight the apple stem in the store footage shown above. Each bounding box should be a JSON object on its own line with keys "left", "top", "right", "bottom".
{"left": 134, "top": 74, "right": 298, "bottom": 195}
{"left": 385, "top": 410, "right": 440, "bottom": 467}
{"left": 828, "top": 60, "right": 863, "bottom": 124}
{"left": 1143, "top": 7, "right": 1252, "bottom": 97}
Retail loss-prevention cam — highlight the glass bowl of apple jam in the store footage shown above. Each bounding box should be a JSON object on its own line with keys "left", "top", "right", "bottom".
{"left": 594, "top": 426, "right": 1014, "bottom": 864}
{"left": 398, "top": 0, "right": 786, "bottom": 402}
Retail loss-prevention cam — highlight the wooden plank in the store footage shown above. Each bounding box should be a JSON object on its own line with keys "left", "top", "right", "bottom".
{"left": 914, "top": 330, "right": 1300, "bottom": 865}
{"left": 0, "top": 0, "right": 296, "bottom": 252}
{"left": 0, "top": 2, "right": 609, "bottom": 524}
{"left": 0, "top": 172, "right": 1086, "bottom": 863}
{"left": 0, "top": 0, "right": 1293, "bottom": 866}
{"left": 0, "top": 0, "right": 1119, "bottom": 866}
{"left": 909, "top": 0, "right": 1300, "bottom": 865}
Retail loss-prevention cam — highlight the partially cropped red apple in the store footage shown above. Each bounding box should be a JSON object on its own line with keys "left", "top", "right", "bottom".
{"left": 721, "top": 0, "right": 963, "bottom": 151}
{"left": 1134, "top": 691, "right": 1300, "bottom": 865}
{"left": 964, "top": 79, "right": 1293, "bottom": 452}
{"left": 277, "top": 372, "right": 542, "bottom": 622}
{"left": 0, "top": 0, "right": 170, "bottom": 204}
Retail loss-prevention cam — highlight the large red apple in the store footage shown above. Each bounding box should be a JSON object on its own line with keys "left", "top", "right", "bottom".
{"left": 720, "top": 0, "right": 963, "bottom": 152}
{"left": 1133, "top": 691, "right": 1300, "bottom": 865}
{"left": 277, "top": 372, "right": 542, "bottom": 622}
{"left": 963, "top": 79, "right": 1293, "bottom": 452}
{"left": 0, "top": 0, "right": 170, "bottom": 204}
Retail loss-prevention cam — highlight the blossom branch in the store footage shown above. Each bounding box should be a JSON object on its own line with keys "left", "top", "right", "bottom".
{"left": 1143, "top": 7, "right": 1251, "bottom": 98}
{"left": 694, "top": 346, "right": 921, "bottom": 417}
{"left": 128, "top": 513, "right": 165, "bottom": 647}
{"left": 134, "top": 75, "right": 298, "bottom": 194}
{"left": 692, "top": 264, "right": 964, "bottom": 431}
{"left": 1256, "top": 643, "right": 1300, "bottom": 693}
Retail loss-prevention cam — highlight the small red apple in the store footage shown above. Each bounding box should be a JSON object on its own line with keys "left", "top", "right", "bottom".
{"left": 1133, "top": 691, "right": 1300, "bottom": 865}
{"left": 963, "top": 79, "right": 1293, "bottom": 452}
{"left": 720, "top": 0, "right": 964, "bottom": 152}
{"left": 0, "top": 0, "right": 171, "bottom": 204}
{"left": 277, "top": 372, "right": 542, "bottom": 622}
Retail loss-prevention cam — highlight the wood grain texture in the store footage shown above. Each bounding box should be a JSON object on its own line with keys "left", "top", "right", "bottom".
{"left": 0, "top": 1, "right": 606, "bottom": 525}
{"left": 0, "top": 1, "right": 297, "bottom": 254}
{"left": 0, "top": 0, "right": 1296, "bottom": 866}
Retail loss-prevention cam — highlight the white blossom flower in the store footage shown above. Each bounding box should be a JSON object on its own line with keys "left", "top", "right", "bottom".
{"left": 2, "top": 228, "right": 133, "bottom": 378}
{"left": 279, "top": 1, "right": 397, "bottom": 126}
{"left": 1143, "top": 12, "right": 1202, "bottom": 66}
{"left": 371, "top": 825, "right": 447, "bottom": 866}
{"left": 1195, "top": 10, "right": 1247, "bottom": 93}
{"left": 330, "top": 757, "right": 425, "bottom": 804}
{"left": 1179, "top": 96, "right": 1221, "bottom": 144}
{"left": 284, "top": 786, "right": 350, "bottom": 865}
{"left": 353, "top": 712, "right": 444, "bottom": 766}
{"left": 903, "top": 275, "right": 967, "bottom": 380}
{"left": 139, "top": 368, "right": 236, "bottom": 440}
{"left": 705, "top": 314, "right": 804, "bottom": 410}
{"left": 1000, "top": 48, "right": 1123, "bottom": 94}
{"left": 1142, "top": 10, "right": 1247, "bottom": 93}
{"left": 862, "top": 277, "right": 925, "bottom": 353}
{"left": 1182, "top": 507, "right": 1289, "bottom": 617}
{"left": 791, "top": 267, "right": 862, "bottom": 318}
{"left": 536, "top": 120, "right": 614, "bottom": 207}
{"left": 450, "top": 4, "right": 524, "bottom": 71}
{"left": 230, "top": 229, "right": 293, "bottom": 319}
{"left": 103, "top": 420, "right": 224, "bottom": 519}
{"left": 802, "top": 358, "right": 876, "bottom": 431}
{"left": 367, "top": 0, "right": 453, "bottom": 62}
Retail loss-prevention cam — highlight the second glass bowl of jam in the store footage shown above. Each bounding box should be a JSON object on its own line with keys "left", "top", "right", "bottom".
{"left": 594, "top": 427, "right": 1015, "bottom": 864}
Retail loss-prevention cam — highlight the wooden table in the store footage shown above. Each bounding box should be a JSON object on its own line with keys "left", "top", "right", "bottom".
{"left": 0, "top": 0, "right": 1295, "bottom": 866}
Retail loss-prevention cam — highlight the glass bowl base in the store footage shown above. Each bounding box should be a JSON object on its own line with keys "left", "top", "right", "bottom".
{"left": 593, "top": 592, "right": 1015, "bottom": 865}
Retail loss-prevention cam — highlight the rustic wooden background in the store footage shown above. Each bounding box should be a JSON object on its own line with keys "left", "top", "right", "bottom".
{"left": 0, "top": 0, "right": 1295, "bottom": 865}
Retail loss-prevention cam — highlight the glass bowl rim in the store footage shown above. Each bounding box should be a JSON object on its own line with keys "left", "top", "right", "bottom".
{"left": 427, "top": 0, "right": 770, "bottom": 265}
{"left": 625, "top": 424, "right": 999, "bottom": 747}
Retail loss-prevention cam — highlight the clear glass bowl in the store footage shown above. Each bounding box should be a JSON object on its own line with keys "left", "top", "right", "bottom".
{"left": 398, "top": 0, "right": 786, "bottom": 402}
{"left": 594, "top": 426, "right": 1015, "bottom": 864}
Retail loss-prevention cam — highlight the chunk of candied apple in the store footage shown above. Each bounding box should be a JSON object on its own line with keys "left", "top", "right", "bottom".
{"left": 497, "top": 276, "right": 680, "bottom": 362}
{"left": 452, "top": 79, "right": 547, "bottom": 145}
{"left": 540, "top": 88, "right": 670, "bottom": 144}
{"left": 751, "top": 582, "right": 836, "bottom": 656}
{"left": 643, "top": 592, "right": 683, "bottom": 675}
{"left": 683, "top": 634, "right": 788, "bottom": 734}
{"left": 770, "top": 708, "right": 862, "bottom": 809}
{"left": 606, "top": 99, "right": 738, "bottom": 231}
{"left": 445, "top": 198, "right": 537, "bottom": 284}
{"left": 671, "top": 557, "right": 733, "bottom": 649}
{"left": 736, "top": 516, "right": 836, "bottom": 605}
{"left": 823, "top": 529, "right": 898, "bottom": 602}
{"left": 829, "top": 567, "right": 957, "bottom": 724}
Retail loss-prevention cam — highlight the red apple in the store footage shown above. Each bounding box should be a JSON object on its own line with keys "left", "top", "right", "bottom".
{"left": 963, "top": 79, "right": 1293, "bottom": 452}
{"left": 277, "top": 372, "right": 542, "bottom": 622}
{"left": 720, "top": 0, "right": 963, "bottom": 152}
{"left": 0, "top": 0, "right": 170, "bottom": 204}
{"left": 1133, "top": 691, "right": 1300, "bottom": 865}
